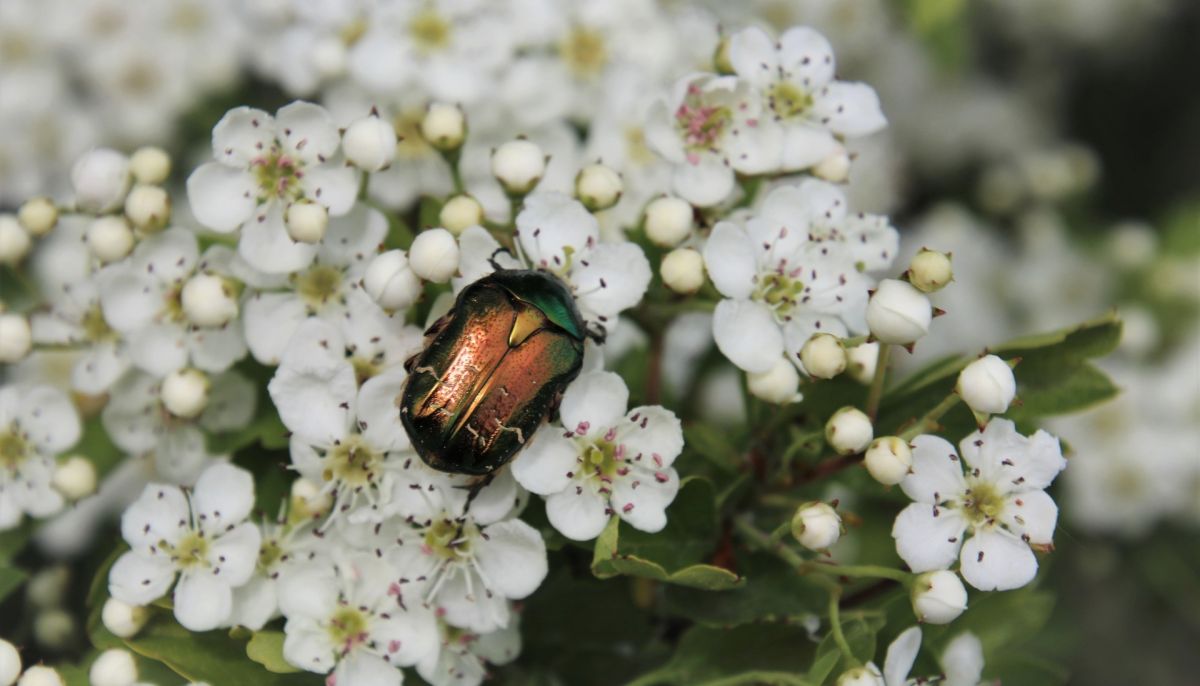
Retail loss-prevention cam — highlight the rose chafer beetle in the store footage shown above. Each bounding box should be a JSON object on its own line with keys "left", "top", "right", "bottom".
{"left": 400, "top": 268, "right": 596, "bottom": 481}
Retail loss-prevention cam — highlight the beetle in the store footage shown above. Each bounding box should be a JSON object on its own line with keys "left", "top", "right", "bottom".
{"left": 400, "top": 268, "right": 596, "bottom": 484}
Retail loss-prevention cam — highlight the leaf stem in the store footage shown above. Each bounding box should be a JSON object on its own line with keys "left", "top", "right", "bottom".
{"left": 806, "top": 561, "right": 912, "bottom": 584}
{"left": 733, "top": 516, "right": 913, "bottom": 584}
{"left": 899, "top": 392, "right": 962, "bottom": 441}
{"left": 828, "top": 588, "right": 860, "bottom": 667}
{"left": 865, "top": 343, "right": 891, "bottom": 419}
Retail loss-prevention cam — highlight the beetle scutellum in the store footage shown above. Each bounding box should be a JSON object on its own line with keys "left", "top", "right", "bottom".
{"left": 399, "top": 268, "right": 600, "bottom": 505}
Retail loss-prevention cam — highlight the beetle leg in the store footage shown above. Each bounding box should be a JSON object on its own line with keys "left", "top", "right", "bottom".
{"left": 585, "top": 321, "right": 608, "bottom": 344}
{"left": 493, "top": 418, "right": 526, "bottom": 445}
{"left": 454, "top": 471, "right": 499, "bottom": 538}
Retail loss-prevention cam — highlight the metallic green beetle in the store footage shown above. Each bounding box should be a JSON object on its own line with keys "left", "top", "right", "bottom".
{"left": 400, "top": 269, "right": 591, "bottom": 477}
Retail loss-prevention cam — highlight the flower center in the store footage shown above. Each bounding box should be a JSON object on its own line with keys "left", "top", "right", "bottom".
{"left": 753, "top": 271, "right": 805, "bottom": 319}
{"left": 295, "top": 265, "right": 344, "bottom": 311}
{"left": 409, "top": 8, "right": 450, "bottom": 52}
{"left": 675, "top": 86, "right": 731, "bottom": 154}
{"left": 961, "top": 480, "right": 1005, "bottom": 526}
{"left": 82, "top": 304, "right": 117, "bottom": 342}
{"left": 624, "top": 127, "right": 657, "bottom": 166}
{"left": 582, "top": 439, "right": 620, "bottom": 479}
{"left": 252, "top": 150, "right": 304, "bottom": 203}
{"left": 322, "top": 436, "right": 382, "bottom": 488}
{"left": 162, "top": 285, "right": 186, "bottom": 323}
{"left": 351, "top": 356, "right": 381, "bottom": 386}
{"left": 424, "top": 517, "right": 474, "bottom": 558}
{"left": 257, "top": 536, "right": 284, "bottom": 572}
{"left": 0, "top": 430, "right": 31, "bottom": 470}
{"left": 767, "top": 81, "right": 813, "bottom": 119}
{"left": 560, "top": 26, "right": 607, "bottom": 78}
{"left": 328, "top": 606, "right": 370, "bottom": 653}
{"left": 167, "top": 531, "right": 210, "bottom": 569}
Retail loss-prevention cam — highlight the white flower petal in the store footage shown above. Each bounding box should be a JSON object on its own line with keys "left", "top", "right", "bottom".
{"left": 134, "top": 228, "right": 199, "bottom": 284}
{"left": 672, "top": 157, "right": 734, "bottom": 208}
{"left": 940, "top": 632, "right": 985, "bottom": 686}
{"left": 19, "top": 385, "right": 81, "bottom": 454}
{"left": 959, "top": 529, "right": 1037, "bottom": 591}
{"left": 712, "top": 298, "right": 784, "bottom": 374}
{"left": 891, "top": 502, "right": 967, "bottom": 573}
{"left": 1001, "top": 489, "right": 1058, "bottom": 545}
{"left": 619, "top": 406, "right": 684, "bottom": 469}
{"left": 186, "top": 163, "right": 258, "bottom": 233}
{"left": 267, "top": 318, "right": 356, "bottom": 445}
{"left": 98, "top": 270, "right": 160, "bottom": 333}
{"left": 283, "top": 623, "right": 336, "bottom": 674}
{"left": 779, "top": 26, "right": 835, "bottom": 88}
{"left": 464, "top": 468, "right": 521, "bottom": 526}
{"left": 516, "top": 193, "right": 599, "bottom": 271}
{"left": 334, "top": 653, "right": 403, "bottom": 686}
{"left": 779, "top": 122, "right": 840, "bottom": 171}
{"left": 228, "top": 574, "right": 277, "bottom": 630}
{"left": 211, "top": 107, "right": 275, "bottom": 167}
{"left": 242, "top": 292, "right": 308, "bottom": 365}
{"left": 275, "top": 101, "right": 340, "bottom": 165}
{"left": 545, "top": 488, "right": 609, "bottom": 541}
{"left": 452, "top": 226, "right": 504, "bottom": 292}
{"left": 238, "top": 204, "right": 318, "bottom": 275}
{"left": 437, "top": 570, "right": 510, "bottom": 634}
{"left": 900, "top": 435, "right": 967, "bottom": 504}
{"left": 812, "top": 81, "right": 887, "bottom": 137}
{"left": 277, "top": 564, "right": 339, "bottom": 621}
{"left": 883, "top": 626, "right": 922, "bottom": 686}
{"left": 129, "top": 323, "right": 188, "bottom": 376}
{"left": 72, "top": 342, "right": 129, "bottom": 395}
{"left": 301, "top": 166, "right": 358, "bottom": 216}
{"left": 101, "top": 373, "right": 161, "bottom": 454}
{"left": 729, "top": 26, "right": 778, "bottom": 88}
{"left": 356, "top": 365, "right": 411, "bottom": 452}
{"left": 109, "top": 551, "right": 176, "bottom": 606}
{"left": 193, "top": 463, "right": 255, "bottom": 531}
{"left": 703, "top": 222, "right": 756, "bottom": 300}
{"left": 474, "top": 519, "right": 548, "bottom": 599}
{"left": 207, "top": 523, "right": 262, "bottom": 587}
{"left": 511, "top": 430, "right": 579, "bottom": 496}
{"left": 155, "top": 426, "right": 213, "bottom": 486}
{"left": 347, "top": 30, "right": 413, "bottom": 93}
{"left": 120, "top": 483, "right": 190, "bottom": 550}
{"left": 174, "top": 570, "right": 234, "bottom": 631}
{"left": 560, "top": 371, "right": 628, "bottom": 436}
{"left": 572, "top": 242, "right": 651, "bottom": 320}
{"left": 318, "top": 204, "right": 388, "bottom": 268}
{"left": 199, "top": 372, "right": 257, "bottom": 432}
{"left": 728, "top": 119, "right": 784, "bottom": 175}
{"left": 959, "top": 420, "right": 1065, "bottom": 493}
{"left": 612, "top": 467, "right": 679, "bottom": 533}
{"left": 187, "top": 324, "right": 249, "bottom": 373}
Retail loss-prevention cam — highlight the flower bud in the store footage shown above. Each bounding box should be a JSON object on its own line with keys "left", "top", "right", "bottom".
{"left": 52, "top": 455, "right": 97, "bottom": 500}
{"left": 161, "top": 369, "right": 210, "bottom": 419}
{"left": 0, "top": 638, "right": 19, "bottom": 686}
{"left": 812, "top": 145, "right": 851, "bottom": 184}
{"left": 866, "top": 279, "right": 932, "bottom": 345}
{"left": 956, "top": 354, "right": 1015, "bottom": 415}
{"left": 438, "top": 195, "right": 484, "bottom": 235}
{"left": 89, "top": 649, "right": 138, "bottom": 686}
{"left": 181, "top": 273, "right": 239, "bottom": 327}
{"left": 791, "top": 501, "right": 842, "bottom": 550}
{"left": 835, "top": 666, "right": 883, "bottom": 686}
{"left": 492, "top": 139, "right": 545, "bottom": 195}
{"left": 71, "top": 148, "right": 131, "bottom": 213}
{"left": 124, "top": 184, "right": 171, "bottom": 232}
{"left": 290, "top": 476, "right": 333, "bottom": 521}
{"left": 409, "top": 228, "right": 460, "bottom": 283}
{"left": 846, "top": 342, "right": 879, "bottom": 384}
{"left": 825, "top": 406, "right": 873, "bottom": 455}
{"left": 26, "top": 567, "right": 69, "bottom": 609}
{"left": 0, "top": 214, "right": 32, "bottom": 265}
{"left": 908, "top": 248, "right": 952, "bottom": 293}
{"left": 0, "top": 313, "right": 32, "bottom": 363}
{"left": 747, "top": 356, "right": 801, "bottom": 404}
{"left": 713, "top": 36, "right": 734, "bottom": 75}
{"left": 312, "top": 36, "right": 348, "bottom": 78}
{"left": 363, "top": 249, "right": 422, "bottom": 311}
{"left": 101, "top": 598, "right": 148, "bottom": 639}
{"left": 863, "top": 436, "right": 912, "bottom": 485}
{"left": 343, "top": 113, "right": 398, "bottom": 172}
{"left": 285, "top": 201, "right": 328, "bottom": 244}
{"left": 799, "top": 333, "right": 847, "bottom": 379}
{"left": 911, "top": 570, "right": 968, "bottom": 624}
{"left": 129, "top": 146, "right": 171, "bottom": 185}
{"left": 18, "top": 197, "right": 58, "bottom": 236}
{"left": 33, "top": 608, "right": 73, "bottom": 649}
{"left": 644, "top": 195, "right": 693, "bottom": 247}
{"left": 86, "top": 216, "right": 134, "bottom": 263}
{"left": 421, "top": 102, "right": 466, "bottom": 151}
{"left": 17, "top": 666, "right": 64, "bottom": 686}
{"left": 575, "top": 163, "right": 623, "bottom": 211}
{"left": 660, "top": 248, "right": 705, "bottom": 295}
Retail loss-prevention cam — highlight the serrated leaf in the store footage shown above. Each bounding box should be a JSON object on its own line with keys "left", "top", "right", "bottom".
{"left": 247, "top": 630, "right": 301, "bottom": 673}
{"left": 662, "top": 553, "right": 824, "bottom": 627}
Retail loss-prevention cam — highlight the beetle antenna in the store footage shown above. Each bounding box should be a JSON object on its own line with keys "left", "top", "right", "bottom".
{"left": 586, "top": 321, "right": 607, "bottom": 344}
{"left": 487, "top": 247, "right": 512, "bottom": 272}
{"left": 454, "top": 471, "right": 498, "bottom": 538}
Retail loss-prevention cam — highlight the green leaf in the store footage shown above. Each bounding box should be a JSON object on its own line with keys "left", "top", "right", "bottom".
{"left": 207, "top": 404, "right": 288, "bottom": 454}
{"left": 416, "top": 196, "right": 444, "bottom": 231}
{"left": 662, "top": 553, "right": 824, "bottom": 627}
{"left": 627, "top": 623, "right": 817, "bottom": 686}
{"left": 812, "top": 614, "right": 885, "bottom": 684}
{"left": 247, "top": 630, "right": 301, "bottom": 674}
{"left": 0, "top": 521, "right": 32, "bottom": 563}
{"left": 683, "top": 424, "right": 742, "bottom": 475}
{"left": 591, "top": 478, "right": 742, "bottom": 590}
{"left": 1007, "top": 361, "right": 1118, "bottom": 420}
{"left": 76, "top": 417, "right": 125, "bottom": 477}
{"left": 0, "top": 564, "right": 27, "bottom": 603}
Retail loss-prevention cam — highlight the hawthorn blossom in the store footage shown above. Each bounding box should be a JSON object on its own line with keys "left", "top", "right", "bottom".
{"left": 511, "top": 370, "right": 684, "bottom": 541}
{"left": 0, "top": 385, "right": 81, "bottom": 530}
{"left": 416, "top": 618, "right": 521, "bottom": 686}
{"left": 892, "top": 419, "right": 1067, "bottom": 591}
{"left": 226, "top": 517, "right": 326, "bottom": 631}
{"left": 108, "top": 462, "right": 261, "bottom": 631}
{"left": 30, "top": 274, "right": 131, "bottom": 396}
{"left": 847, "top": 626, "right": 985, "bottom": 686}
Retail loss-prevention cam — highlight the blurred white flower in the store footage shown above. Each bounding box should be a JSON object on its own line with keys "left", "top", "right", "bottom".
{"left": 0, "top": 385, "right": 80, "bottom": 530}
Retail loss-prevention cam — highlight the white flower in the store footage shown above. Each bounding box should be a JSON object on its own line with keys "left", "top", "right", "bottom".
{"left": 891, "top": 420, "right": 1066, "bottom": 591}
{"left": 365, "top": 107, "right": 455, "bottom": 213}
{"left": 226, "top": 517, "right": 325, "bottom": 631}
{"left": 799, "top": 333, "right": 848, "bottom": 379}
{"left": 910, "top": 570, "right": 968, "bottom": 624}
{"left": 108, "top": 462, "right": 262, "bottom": 631}
{"left": 791, "top": 501, "right": 841, "bottom": 550}
{"left": 417, "top": 619, "right": 521, "bottom": 686}
{"left": 363, "top": 250, "right": 424, "bottom": 312}
{"left": 703, "top": 181, "right": 895, "bottom": 375}
{"left": 101, "top": 598, "right": 148, "bottom": 639}
{"left": 29, "top": 274, "right": 131, "bottom": 395}
{"left": 421, "top": 103, "right": 466, "bottom": 151}
{"left": 0, "top": 314, "right": 31, "bottom": 364}
{"left": 727, "top": 26, "right": 886, "bottom": 174}
{"left": 124, "top": 184, "right": 171, "bottom": 232}
{"left": 512, "top": 371, "right": 683, "bottom": 540}
{"left": 278, "top": 554, "right": 438, "bottom": 683}
{"left": 956, "top": 355, "right": 1016, "bottom": 416}
{"left": 575, "top": 163, "right": 623, "bottom": 212}
{"left": 71, "top": 148, "right": 131, "bottom": 213}
{"left": 0, "top": 385, "right": 80, "bottom": 530}
{"left": 16, "top": 666, "right": 63, "bottom": 686}
{"left": 746, "top": 356, "right": 802, "bottom": 404}
{"left": 129, "top": 147, "right": 171, "bottom": 185}
{"left": 940, "top": 631, "right": 986, "bottom": 686}
{"left": 88, "top": 649, "right": 137, "bottom": 686}
{"left": 0, "top": 214, "right": 32, "bottom": 265}
{"left": 866, "top": 279, "right": 932, "bottom": 346}
{"left": 0, "top": 638, "right": 19, "bottom": 686}
{"left": 86, "top": 217, "right": 135, "bottom": 264}
{"left": 186, "top": 101, "right": 357, "bottom": 274}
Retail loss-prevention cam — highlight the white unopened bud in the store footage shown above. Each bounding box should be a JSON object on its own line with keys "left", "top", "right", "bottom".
{"left": 342, "top": 114, "right": 397, "bottom": 172}
{"left": 363, "top": 249, "right": 422, "bottom": 311}
{"left": 908, "top": 248, "right": 952, "bottom": 293}
{"left": 575, "top": 163, "right": 623, "bottom": 211}
{"left": 0, "top": 638, "right": 19, "bottom": 686}
{"left": 409, "top": 228, "right": 460, "bottom": 283}
{"left": 0, "top": 314, "right": 32, "bottom": 363}
{"left": 89, "top": 649, "right": 138, "bottom": 686}
{"left": 746, "top": 356, "right": 800, "bottom": 404}
{"left": 791, "top": 501, "right": 842, "bottom": 550}
{"left": 660, "top": 248, "right": 705, "bottom": 295}
{"left": 492, "top": 139, "right": 545, "bottom": 194}
{"left": 52, "top": 455, "right": 96, "bottom": 500}
{"left": 866, "top": 279, "right": 932, "bottom": 345}
{"left": 863, "top": 436, "right": 912, "bottom": 485}
{"left": 71, "top": 148, "right": 131, "bottom": 213}
{"left": 18, "top": 197, "right": 58, "bottom": 236}
{"left": 0, "top": 214, "right": 32, "bottom": 265}
{"left": 129, "top": 147, "right": 171, "bottom": 185}
{"left": 956, "top": 354, "right": 1016, "bottom": 415}
{"left": 181, "top": 273, "right": 239, "bottom": 327}
{"left": 825, "top": 406, "right": 873, "bottom": 455}
{"left": 285, "top": 201, "right": 328, "bottom": 243}
{"left": 161, "top": 369, "right": 210, "bottom": 419}
{"left": 101, "top": 598, "right": 148, "bottom": 639}
{"left": 439, "top": 195, "right": 484, "bottom": 235}
{"left": 421, "top": 103, "right": 466, "bottom": 151}
{"left": 17, "top": 666, "right": 64, "bottom": 686}
{"left": 26, "top": 567, "right": 69, "bottom": 609}
{"left": 86, "top": 216, "right": 134, "bottom": 263}
{"left": 799, "top": 333, "right": 847, "bottom": 379}
{"left": 33, "top": 608, "right": 73, "bottom": 649}
{"left": 644, "top": 195, "right": 693, "bottom": 247}
{"left": 124, "top": 184, "right": 171, "bottom": 232}
{"left": 846, "top": 342, "right": 879, "bottom": 384}
{"left": 290, "top": 476, "right": 332, "bottom": 520}
{"left": 911, "top": 570, "right": 968, "bottom": 624}
{"left": 312, "top": 36, "right": 348, "bottom": 78}
{"left": 812, "top": 145, "right": 851, "bottom": 183}
{"left": 835, "top": 665, "right": 883, "bottom": 686}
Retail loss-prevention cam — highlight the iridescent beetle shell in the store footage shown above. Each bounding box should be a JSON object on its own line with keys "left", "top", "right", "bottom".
{"left": 400, "top": 270, "right": 587, "bottom": 476}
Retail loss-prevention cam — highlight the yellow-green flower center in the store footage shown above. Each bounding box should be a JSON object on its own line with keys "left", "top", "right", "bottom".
{"left": 582, "top": 440, "right": 620, "bottom": 479}
{"left": 167, "top": 531, "right": 210, "bottom": 569}
{"left": 425, "top": 517, "right": 475, "bottom": 559}
{"left": 258, "top": 536, "right": 284, "bottom": 572}
{"left": 328, "top": 606, "right": 370, "bottom": 651}
{"left": 561, "top": 26, "right": 607, "bottom": 78}
{"left": 767, "top": 81, "right": 813, "bottom": 119}
{"left": 409, "top": 8, "right": 450, "bottom": 52}
{"left": 295, "top": 265, "right": 344, "bottom": 311}
{"left": 962, "top": 480, "right": 1005, "bottom": 525}
{"left": 82, "top": 305, "right": 117, "bottom": 343}
{"left": 253, "top": 150, "right": 304, "bottom": 204}
{"left": 322, "top": 436, "right": 382, "bottom": 489}
{"left": 753, "top": 272, "right": 805, "bottom": 318}
{"left": 0, "top": 430, "right": 31, "bottom": 470}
